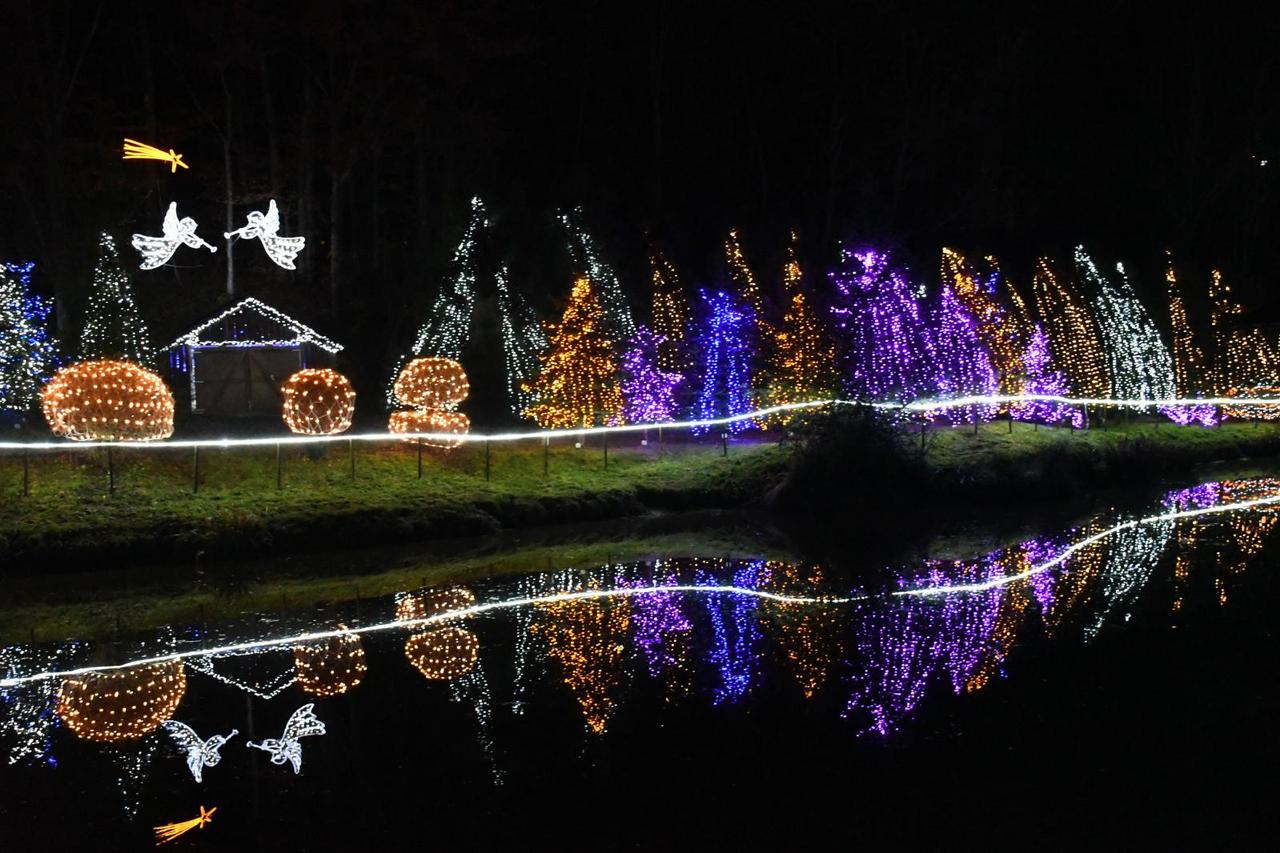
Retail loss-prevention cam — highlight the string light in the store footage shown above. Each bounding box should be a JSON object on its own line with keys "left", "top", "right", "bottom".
{"left": 121, "top": 138, "right": 187, "bottom": 172}
{"left": 281, "top": 369, "right": 356, "bottom": 435}
{"left": 0, "top": 643, "right": 83, "bottom": 766}
{"left": 620, "top": 325, "right": 682, "bottom": 423}
{"left": 245, "top": 703, "right": 325, "bottom": 774}
{"left": 160, "top": 720, "right": 237, "bottom": 783}
{"left": 927, "top": 283, "right": 998, "bottom": 424}
{"left": 1008, "top": 326, "right": 1084, "bottom": 427}
{"left": 1031, "top": 257, "right": 1110, "bottom": 397}
{"left": 942, "top": 249, "right": 1026, "bottom": 398}
{"left": 131, "top": 202, "right": 217, "bottom": 270}
{"left": 768, "top": 563, "right": 839, "bottom": 699}
{"left": 164, "top": 297, "right": 342, "bottom": 354}
{"left": 523, "top": 277, "right": 623, "bottom": 428}
{"left": 725, "top": 228, "right": 772, "bottom": 344}
{"left": 80, "top": 232, "right": 154, "bottom": 365}
{"left": 625, "top": 567, "right": 693, "bottom": 697}
{"left": 701, "top": 561, "right": 769, "bottom": 705}
{"left": 404, "top": 627, "right": 481, "bottom": 680}
{"left": 692, "top": 289, "right": 755, "bottom": 435}
{"left": 559, "top": 207, "right": 635, "bottom": 342}
{"left": 766, "top": 233, "right": 837, "bottom": 424}
{"left": 389, "top": 409, "right": 470, "bottom": 449}
{"left": 56, "top": 661, "right": 186, "bottom": 742}
{"left": 223, "top": 199, "right": 305, "bottom": 270}
{"left": 187, "top": 651, "right": 296, "bottom": 700}
{"left": 1210, "top": 268, "right": 1280, "bottom": 418}
{"left": 41, "top": 360, "right": 175, "bottom": 441}
{"left": 496, "top": 264, "right": 547, "bottom": 417}
{"left": 0, "top": 261, "right": 60, "bottom": 414}
{"left": 293, "top": 628, "right": 367, "bottom": 696}
{"left": 392, "top": 357, "right": 469, "bottom": 409}
{"left": 154, "top": 805, "right": 216, "bottom": 846}
{"left": 649, "top": 248, "right": 688, "bottom": 374}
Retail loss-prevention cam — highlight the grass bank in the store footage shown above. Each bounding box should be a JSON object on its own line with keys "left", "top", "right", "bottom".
{"left": 2, "top": 418, "right": 1279, "bottom": 571}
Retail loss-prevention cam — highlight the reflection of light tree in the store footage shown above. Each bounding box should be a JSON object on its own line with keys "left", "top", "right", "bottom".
{"left": 1040, "top": 519, "right": 1110, "bottom": 635}
{"left": 845, "top": 597, "right": 944, "bottom": 735}
{"left": 932, "top": 561, "right": 1004, "bottom": 695}
{"left": 0, "top": 643, "right": 83, "bottom": 766}
{"left": 699, "top": 560, "right": 771, "bottom": 705}
{"left": 766, "top": 562, "right": 841, "bottom": 699}
{"left": 626, "top": 564, "right": 693, "bottom": 699}
{"left": 1084, "top": 516, "right": 1175, "bottom": 640}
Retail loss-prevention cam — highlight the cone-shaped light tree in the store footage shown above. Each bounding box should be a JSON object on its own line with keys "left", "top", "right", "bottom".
{"left": 523, "top": 277, "right": 623, "bottom": 428}
{"left": 765, "top": 232, "right": 836, "bottom": 421}
{"left": 0, "top": 261, "right": 59, "bottom": 416}
{"left": 928, "top": 284, "right": 998, "bottom": 423}
{"left": 80, "top": 232, "right": 154, "bottom": 364}
{"left": 942, "top": 248, "right": 1025, "bottom": 398}
{"left": 1163, "top": 254, "right": 1217, "bottom": 425}
{"left": 1031, "top": 257, "right": 1110, "bottom": 398}
{"left": 1009, "top": 325, "right": 1084, "bottom": 427}
{"left": 649, "top": 248, "right": 688, "bottom": 374}
{"left": 620, "top": 325, "right": 682, "bottom": 423}
{"left": 692, "top": 289, "right": 755, "bottom": 435}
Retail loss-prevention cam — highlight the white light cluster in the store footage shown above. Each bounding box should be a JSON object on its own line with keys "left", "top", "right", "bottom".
{"left": 223, "top": 199, "right": 306, "bottom": 270}
{"left": 1080, "top": 249, "right": 1175, "bottom": 405}
{"left": 497, "top": 264, "right": 546, "bottom": 416}
{"left": 164, "top": 297, "right": 342, "bottom": 354}
{"left": 161, "top": 720, "right": 238, "bottom": 783}
{"left": 81, "top": 232, "right": 155, "bottom": 364}
{"left": 559, "top": 207, "right": 635, "bottom": 341}
{"left": 131, "top": 202, "right": 217, "bottom": 270}
{"left": 245, "top": 703, "right": 325, "bottom": 775}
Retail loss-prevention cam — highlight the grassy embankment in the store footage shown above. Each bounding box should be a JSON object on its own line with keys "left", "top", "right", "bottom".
{"left": 2, "top": 418, "right": 1280, "bottom": 572}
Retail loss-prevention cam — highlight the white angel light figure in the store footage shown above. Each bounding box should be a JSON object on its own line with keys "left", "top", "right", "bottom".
{"left": 245, "top": 703, "right": 325, "bottom": 774}
{"left": 224, "top": 199, "right": 306, "bottom": 270}
{"left": 131, "top": 202, "right": 218, "bottom": 270}
{"left": 161, "top": 720, "right": 238, "bottom": 783}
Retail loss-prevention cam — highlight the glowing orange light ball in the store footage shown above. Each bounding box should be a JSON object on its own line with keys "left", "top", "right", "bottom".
{"left": 56, "top": 661, "right": 187, "bottom": 742}
{"left": 41, "top": 360, "right": 175, "bottom": 441}
{"left": 393, "top": 357, "right": 469, "bottom": 410}
{"left": 294, "top": 629, "right": 367, "bottom": 696}
{"left": 404, "top": 626, "right": 480, "bottom": 680}
{"left": 389, "top": 408, "right": 470, "bottom": 449}
{"left": 281, "top": 368, "right": 356, "bottom": 435}
{"left": 395, "top": 586, "right": 477, "bottom": 623}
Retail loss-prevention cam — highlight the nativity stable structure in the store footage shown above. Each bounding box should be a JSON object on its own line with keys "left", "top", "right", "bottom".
{"left": 164, "top": 297, "right": 343, "bottom": 416}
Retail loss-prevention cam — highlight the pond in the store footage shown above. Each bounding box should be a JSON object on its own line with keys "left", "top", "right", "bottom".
{"left": 2, "top": 473, "right": 1280, "bottom": 849}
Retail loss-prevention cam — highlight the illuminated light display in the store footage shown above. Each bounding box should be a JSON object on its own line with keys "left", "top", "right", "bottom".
{"left": 829, "top": 248, "right": 933, "bottom": 404}
{"left": 41, "top": 360, "right": 175, "bottom": 441}
{"left": 1009, "top": 326, "right": 1084, "bottom": 427}
{"left": 246, "top": 703, "right": 326, "bottom": 774}
{"left": 131, "top": 202, "right": 217, "bottom": 270}
{"left": 154, "top": 805, "right": 216, "bottom": 846}
{"left": 1079, "top": 249, "right": 1176, "bottom": 413}
{"left": 625, "top": 568, "right": 693, "bottom": 695}
{"left": 962, "top": 568, "right": 1031, "bottom": 693}
{"left": 80, "top": 233, "right": 154, "bottom": 365}
{"left": 396, "top": 586, "right": 477, "bottom": 622}
{"left": 56, "top": 661, "right": 186, "bottom": 742}
{"left": 223, "top": 199, "right": 306, "bottom": 270}
{"left": 649, "top": 248, "right": 688, "bottom": 373}
{"left": 927, "top": 283, "right": 998, "bottom": 424}
{"left": 524, "top": 277, "right": 624, "bottom": 428}
{"left": 701, "top": 561, "right": 770, "bottom": 705}
{"left": 844, "top": 597, "right": 943, "bottom": 735}
{"left": 293, "top": 628, "right": 367, "bottom": 696}
{"left": 1210, "top": 269, "right": 1280, "bottom": 419}
{"left": 560, "top": 207, "right": 635, "bottom": 342}
{"left": 1164, "top": 256, "right": 1217, "bottom": 425}
{"left": 404, "top": 626, "right": 481, "bottom": 680}
{"left": 943, "top": 249, "right": 1027, "bottom": 397}
{"left": 1084, "top": 512, "right": 1175, "bottom": 640}
{"left": 768, "top": 563, "right": 840, "bottom": 699}
{"left": 121, "top": 138, "right": 187, "bottom": 173}
{"left": 164, "top": 297, "right": 342, "bottom": 354}
{"left": 0, "top": 643, "right": 83, "bottom": 766}
{"left": 531, "top": 581, "right": 631, "bottom": 734}
{"left": 933, "top": 559, "right": 1006, "bottom": 694}
{"left": 725, "top": 228, "right": 772, "bottom": 342}
{"left": 0, "top": 261, "right": 60, "bottom": 414}
{"left": 691, "top": 289, "right": 755, "bottom": 435}
{"left": 281, "top": 368, "right": 356, "bottom": 435}
{"left": 1031, "top": 257, "right": 1110, "bottom": 397}
{"left": 392, "top": 357, "right": 469, "bottom": 410}
{"left": 497, "top": 264, "right": 547, "bottom": 417}
{"left": 160, "top": 720, "right": 238, "bottom": 783}
{"left": 621, "top": 325, "right": 682, "bottom": 423}
{"left": 766, "top": 233, "right": 837, "bottom": 424}
{"left": 187, "top": 650, "right": 296, "bottom": 700}
{"left": 388, "top": 408, "right": 470, "bottom": 449}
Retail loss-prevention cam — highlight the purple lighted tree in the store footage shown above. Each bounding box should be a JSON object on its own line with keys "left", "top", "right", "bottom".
{"left": 829, "top": 248, "right": 933, "bottom": 403}
{"left": 1010, "top": 325, "right": 1084, "bottom": 428}
{"left": 692, "top": 289, "right": 755, "bottom": 435}
{"left": 929, "top": 284, "right": 998, "bottom": 423}
{"left": 621, "top": 325, "right": 683, "bottom": 424}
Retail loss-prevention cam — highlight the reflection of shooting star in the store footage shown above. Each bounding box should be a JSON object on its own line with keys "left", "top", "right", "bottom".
{"left": 122, "top": 139, "right": 188, "bottom": 173}
{"left": 154, "top": 805, "right": 216, "bottom": 845}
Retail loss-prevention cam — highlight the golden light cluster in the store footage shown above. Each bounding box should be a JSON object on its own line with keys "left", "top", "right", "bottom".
{"left": 395, "top": 585, "right": 477, "bottom": 623}
{"left": 944, "top": 248, "right": 1026, "bottom": 397}
{"left": 388, "top": 409, "right": 470, "bottom": 449}
{"left": 1031, "top": 259, "right": 1111, "bottom": 398}
{"left": 531, "top": 591, "right": 630, "bottom": 734}
{"left": 1209, "top": 270, "right": 1280, "bottom": 418}
{"left": 294, "top": 628, "right": 367, "bottom": 696}
{"left": 404, "top": 626, "right": 481, "bottom": 680}
{"left": 281, "top": 368, "right": 356, "bottom": 435}
{"left": 41, "top": 360, "right": 175, "bottom": 441}
{"left": 766, "top": 232, "right": 836, "bottom": 423}
{"left": 56, "top": 660, "right": 186, "bottom": 742}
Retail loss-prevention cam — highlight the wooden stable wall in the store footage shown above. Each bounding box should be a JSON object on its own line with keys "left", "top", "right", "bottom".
{"left": 192, "top": 347, "right": 302, "bottom": 416}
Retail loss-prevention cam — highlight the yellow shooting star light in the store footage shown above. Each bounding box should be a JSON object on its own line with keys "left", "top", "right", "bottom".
{"left": 122, "top": 138, "right": 188, "bottom": 173}
{"left": 154, "top": 805, "right": 216, "bottom": 845}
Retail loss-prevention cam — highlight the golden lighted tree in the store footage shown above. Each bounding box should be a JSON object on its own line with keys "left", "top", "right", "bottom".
{"left": 649, "top": 248, "right": 688, "bottom": 374}
{"left": 765, "top": 233, "right": 836, "bottom": 422}
{"left": 523, "top": 277, "right": 624, "bottom": 428}
{"left": 1031, "top": 258, "right": 1111, "bottom": 398}
{"left": 942, "top": 248, "right": 1026, "bottom": 397}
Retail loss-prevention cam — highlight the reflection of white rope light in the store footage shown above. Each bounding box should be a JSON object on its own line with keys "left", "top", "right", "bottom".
{"left": 7, "top": 491, "right": 1280, "bottom": 689}
{"left": 0, "top": 394, "right": 1276, "bottom": 452}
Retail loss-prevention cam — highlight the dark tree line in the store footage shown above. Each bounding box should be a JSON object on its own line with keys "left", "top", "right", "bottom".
{"left": 1, "top": 1, "right": 1277, "bottom": 395}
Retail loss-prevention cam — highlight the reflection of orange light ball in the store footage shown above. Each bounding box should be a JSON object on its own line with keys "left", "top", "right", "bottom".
{"left": 389, "top": 409, "right": 470, "bottom": 449}
{"left": 41, "top": 360, "right": 175, "bottom": 441}
{"left": 393, "top": 358, "right": 469, "bottom": 409}
{"left": 404, "top": 626, "right": 480, "bottom": 680}
{"left": 395, "top": 586, "right": 477, "bottom": 623}
{"left": 56, "top": 661, "right": 186, "bottom": 742}
{"left": 294, "top": 629, "right": 367, "bottom": 696}
{"left": 1223, "top": 386, "right": 1280, "bottom": 421}
{"left": 281, "top": 368, "right": 356, "bottom": 435}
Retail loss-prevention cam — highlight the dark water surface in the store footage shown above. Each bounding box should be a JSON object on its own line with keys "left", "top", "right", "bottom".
{"left": 3, "top": 475, "right": 1280, "bottom": 850}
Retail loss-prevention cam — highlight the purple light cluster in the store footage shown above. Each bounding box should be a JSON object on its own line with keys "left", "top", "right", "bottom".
{"left": 929, "top": 284, "right": 998, "bottom": 423}
{"left": 627, "top": 571, "right": 693, "bottom": 679}
{"left": 621, "top": 325, "right": 683, "bottom": 424}
{"left": 1159, "top": 404, "right": 1219, "bottom": 427}
{"left": 1010, "top": 325, "right": 1085, "bottom": 428}
{"left": 692, "top": 289, "right": 755, "bottom": 435}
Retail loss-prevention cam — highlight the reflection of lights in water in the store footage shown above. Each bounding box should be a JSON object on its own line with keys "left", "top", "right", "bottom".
{"left": 1084, "top": 516, "right": 1174, "bottom": 641}
{"left": 845, "top": 598, "right": 943, "bottom": 736}
{"left": 56, "top": 661, "right": 186, "bottom": 743}
{"left": 701, "top": 561, "right": 770, "bottom": 705}
{"left": 294, "top": 628, "right": 367, "bottom": 697}
{"left": 0, "top": 643, "right": 83, "bottom": 766}
{"left": 187, "top": 649, "right": 295, "bottom": 700}
{"left": 626, "top": 562, "right": 693, "bottom": 696}
{"left": 767, "top": 562, "right": 840, "bottom": 700}
{"left": 404, "top": 627, "right": 480, "bottom": 680}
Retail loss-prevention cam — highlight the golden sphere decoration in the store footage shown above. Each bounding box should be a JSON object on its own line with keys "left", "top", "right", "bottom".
{"left": 293, "top": 627, "right": 367, "bottom": 696}
{"left": 56, "top": 660, "right": 187, "bottom": 742}
{"left": 393, "top": 357, "right": 469, "bottom": 410}
{"left": 395, "top": 585, "right": 477, "bottom": 623}
{"left": 281, "top": 368, "right": 357, "bottom": 435}
{"left": 41, "top": 360, "right": 175, "bottom": 441}
{"left": 388, "top": 409, "right": 470, "bottom": 449}
{"left": 404, "top": 626, "right": 480, "bottom": 681}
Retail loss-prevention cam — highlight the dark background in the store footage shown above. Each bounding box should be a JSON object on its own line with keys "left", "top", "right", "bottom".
{"left": 1, "top": 0, "right": 1278, "bottom": 399}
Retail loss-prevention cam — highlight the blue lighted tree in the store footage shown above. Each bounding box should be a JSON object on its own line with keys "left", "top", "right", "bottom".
{"left": 692, "top": 289, "right": 755, "bottom": 435}
{"left": 0, "top": 261, "right": 60, "bottom": 418}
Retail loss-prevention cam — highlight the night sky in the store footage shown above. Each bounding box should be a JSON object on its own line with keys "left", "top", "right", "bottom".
{"left": 1, "top": 1, "right": 1277, "bottom": 396}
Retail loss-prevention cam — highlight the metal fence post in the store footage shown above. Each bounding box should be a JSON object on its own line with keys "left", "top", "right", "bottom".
{"left": 349, "top": 438, "right": 356, "bottom": 480}
{"left": 484, "top": 440, "right": 491, "bottom": 481}
{"left": 107, "top": 446, "right": 115, "bottom": 494}
{"left": 22, "top": 448, "right": 29, "bottom": 497}
{"left": 192, "top": 445, "right": 200, "bottom": 494}
{"left": 276, "top": 443, "right": 283, "bottom": 489}
{"left": 543, "top": 436, "right": 549, "bottom": 476}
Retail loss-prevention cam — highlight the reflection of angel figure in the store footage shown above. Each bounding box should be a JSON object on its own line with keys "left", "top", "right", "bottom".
{"left": 245, "top": 703, "right": 325, "bottom": 774}
{"left": 131, "top": 202, "right": 218, "bottom": 270}
{"left": 224, "top": 199, "right": 306, "bottom": 270}
{"left": 161, "top": 720, "right": 238, "bottom": 783}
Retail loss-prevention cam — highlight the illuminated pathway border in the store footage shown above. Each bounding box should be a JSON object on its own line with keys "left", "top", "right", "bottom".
{"left": 5, "top": 490, "right": 1280, "bottom": 689}
{"left": 0, "top": 395, "right": 1275, "bottom": 451}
